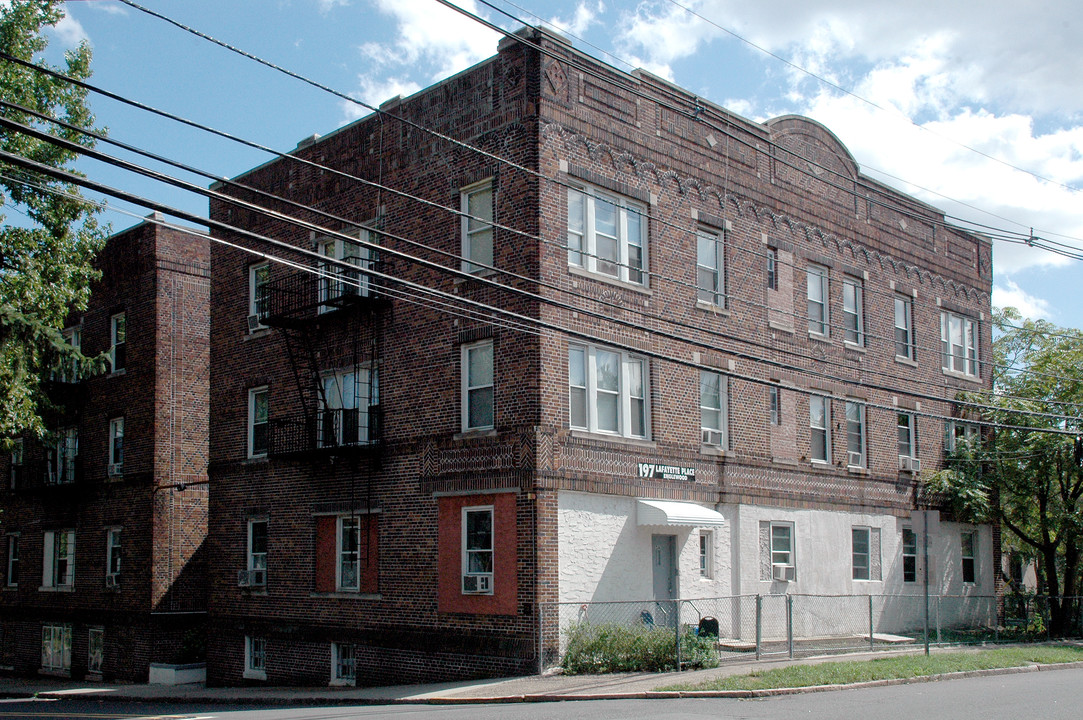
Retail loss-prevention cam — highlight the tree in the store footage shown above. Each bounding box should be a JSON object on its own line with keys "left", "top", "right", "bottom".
{"left": 1, "top": 0, "right": 107, "bottom": 440}
{"left": 924, "top": 307, "right": 1083, "bottom": 635}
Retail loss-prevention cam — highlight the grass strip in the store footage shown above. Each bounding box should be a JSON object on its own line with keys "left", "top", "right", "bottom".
{"left": 660, "top": 645, "right": 1083, "bottom": 691}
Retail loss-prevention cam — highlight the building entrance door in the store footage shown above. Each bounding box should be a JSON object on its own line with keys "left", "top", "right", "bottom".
{"left": 651, "top": 534, "right": 677, "bottom": 627}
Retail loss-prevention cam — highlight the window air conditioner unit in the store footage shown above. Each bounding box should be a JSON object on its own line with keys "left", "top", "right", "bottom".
{"left": 237, "top": 570, "right": 251, "bottom": 587}
{"left": 772, "top": 565, "right": 796, "bottom": 582}
{"left": 848, "top": 451, "right": 863, "bottom": 467}
{"left": 107, "top": 463, "right": 123, "bottom": 478}
{"left": 250, "top": 568, "right": 266, "bottom": 587}
{"left": 899, "top": 456, "right": 921, "bottom": 473}
{"left": 105, "top": 573, "right": 119, "bottom": 589}
{"left": 247, "top": 314, "right": 262, "bottom": 332}
{"left": 462, "top": 573, "right": 492, "bottom": 594}
{"left": 701, "top": 428, "right": 722, "bottom": 446}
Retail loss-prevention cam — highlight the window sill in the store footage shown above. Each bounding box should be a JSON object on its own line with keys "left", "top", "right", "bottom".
{"left": 243, "top": 669, "right": 267, "bottom": 681}
{"left": 768, "top": 320, "right": 794, "bottom": 334}
{"left": 244, "top": 328, "right": 273, "bottom": 341}
{"left": 700, "top": 444, "right": 727, "bottom": 457}
{"left": 894, "top": 355, "right": 919, "bottom": 368}
{"left": 106, "top": 369, "right": 127, "bottom": 379}
{"left": 454, "top": 268, "right": 498, "bottom": 282}
{"left": 38, "top": 586, "right": 74, "bottom": 593}
{"left": 567, "top": 429, "right": 656, "bottom": 449}
{"left": 809, "top": 459, "right": 831, "bottom": 468}
{"left": 568, "top": 266, "right": 652, "bottom": 295}
{"left": 310, "top": 592, "right": 381, "bottom": 600}
{"left": 808, "top": 333, "right": 833, "bottom": 345}
{"left": 38, "top": 669, "right": 71, "bottom": 678}
{"left": 695, "top": 301, "right": 730, "bottom": 316}
{"left": 329, "top": 678, "right": 357, "bottom": 687}
{"left": 941, "top": 369, "right": 984, "bottom": 384}
{"left": 455, "top": 429, "right": 497, "bottom": 440}
{"left": 244, "top": 455, "right": 269, "bottom": 464}
{"left": 771, "top": 456, "right": 799, "bottom": 466}
{"left": 2, "top": 585, "right": 16, "bottom": 591}
{"left": 847, "top": 466, "right": 869, "bottom": 476}
{"left": 843, "top": 341, "right": 866, "bottom": 353}
{"left": 240, "top": 587, "right": 268, "bottom": 596}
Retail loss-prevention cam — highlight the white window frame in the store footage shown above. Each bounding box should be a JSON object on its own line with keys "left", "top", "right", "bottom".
{"left": 42, "top": 529, "right": 75, "bottom": 590}
{"left": 320, "top": 367, "right": 377, "bottom": 447}
{"left": 244, "top": 636, "right": 267, "bottom": 680}
{"left": 109, "top": 312, "right": 126, "bottom": 373}
{"left": 48, "top": 426, "right": 78, "bottom": 485}
{"left": 248, "top": 262, "right": 270, "bottom": 330}
{"left": 897, "top": 412, "right": 917, "bottom": 460}
{"left": 247, "top": 386, "right": 269, "bottom": 459}
{"left": 461, "top": 179, "right": 494, "bottom": 274}
{"left": 766, "top": 247, "right": 778, "bottom": 291}
{"left": 806, "top": 264, "right": 829, "bottom": 336}
{"left": 568, "top": 343, "right": 649, "bottom": 439}
{"left": 567, "top": 183, "right": 647, "bottom": 285}
{"left": 894, "top": 296, "right": 914, "bottom": 360}
{"left": 41, "top": 623, "right": 71, "bottom": 674}
{"left": 852, "top": 526, "right": 871, "bottom": 580}
{"left": 10, "top": 438, "right": 23, "bottom": 489}
{"left": 941, "top": 311, "right": 979, "bottom": 377}
{"left": 108, "top": 417, "right": 124, "bottom": 475}
{"left": 462, "top": 505, "right": 494, "bottom": 595}
{"left": 5, "top": 532, "right": 18, "bottom": 587}
{"left": 461, "top": 340, "right": 494, "bottom": 432}
{"left": 699, "top": 530, "right": 714, "bottom": 579}
{"left": 247, "top": 518, "right": 268, "bottom": 575}
{"left": 902, "top": 527, "right": 917, "bottom": 583}
{"left": 845, "top": 401, "right": 866, "bottom": 468}
{"left": 317, "top": 229, "right": 373, "bottom": 309}
{"left": 337, "top": 516, "right": 361, "bottom": 592}
{"left": 57, "top": 326, "right": 81, "bottom": 382}
{"left": 87, "top": 627, "right": 103, "bottom": 674}
{"left": 770, "top": 522, "right": 794, "bottom": 569}
{"left": 699, "top": 370, "right": 728, "bottom": 448}
{"left": 961, "top": 530, "right": 977, "bottom": 584}
{"left": 809, "top": 395, "right": 831, "bottom": 464}
{"left": 946, "top": 421, "right": 980, "bottom": 453}
{"left": 769, "top": 386, "right": 781, "bottom": 426}
{"left": 105, "top": 527, "right": 121, "bottom": 582}
{"left": 696, "top": 228, "right": 725, "bottom": 306}
{"left": 842, "top": 277, "right": 864, "bottom": 346}
{"left": 331, "top": 642, "right": 356, "bottom": 685}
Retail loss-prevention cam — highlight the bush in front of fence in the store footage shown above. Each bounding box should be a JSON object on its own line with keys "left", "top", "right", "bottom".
{"left": 560, "top": 622, "right": 720, "bottom": 674}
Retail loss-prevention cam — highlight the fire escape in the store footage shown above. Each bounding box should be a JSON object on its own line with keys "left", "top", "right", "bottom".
{"left": 255, "top": 240, "right": 388, "bottom": 463}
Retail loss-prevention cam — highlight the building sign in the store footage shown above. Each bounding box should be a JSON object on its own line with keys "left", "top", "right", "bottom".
{"left": 638, "top": 463, "right": 696, "bottom": 482}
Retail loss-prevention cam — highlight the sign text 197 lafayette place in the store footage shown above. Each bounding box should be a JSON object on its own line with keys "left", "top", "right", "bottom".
{"left": 637, "top": 463, "right": 696, "bottom": 482}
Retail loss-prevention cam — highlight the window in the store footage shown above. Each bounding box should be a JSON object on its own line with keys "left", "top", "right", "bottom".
{"left": 771, "top": 523, "right": 794, "bottom": 568}
{"left": 87, "top": 627, "right": 103, "bottom": 674}
{"left": 110, "top": 312, "right": 126, "bottom": 373}
{"left": 247, "top": 387, "right": 269, "bottom": 459}
{"left": 245, "top": 636, "right": 267, "bottom": 680}
{"left": 462, "top": 506, "right": 493, "bottom": 595}
{"left": 898, "top": 413, "right": 916, "bottom": 459}
{"left": 845, "top": 402, "right": 865, "bottom": 468}
{"left": 766, "top": 248, "right": 778, "bottom": 291}
{"left": 108, "top": 417, "right": 124, "bottom": 476}
{"left": 461, "top": 179, "right": 493, "bottom": 273}
{"left": 47, "top": 426, "right": 78, "bottom": 485}
{"left": 946, "top": 421, "right": 980, "bottom": 452}
{"left": 5, "top": 533, "right": 18, "bottom": 587}
{"left": 331, "top": 642, "right": 356, "bottom": 685}
{"left": 105, "top": 528, "right": 121, "bottom": 585}
{"left": 961, "top": 531, "right": 976, "bottom": 583}
{"left": 902, "top": 528, "right": 917, "bottom": 583}
{"left": 337, "top": 516, "right": 361, "bottom": 592}
{"left": 461, "top": 341, "right": 494, "bottom": 431}
{"left": 941, "top": 312, "right": 979, "bottom": 377}
{"left": 809, "top": 395, "right": 830, "bottom": 463}
{"left": 567, "top": 184, "right": 647, "bottom": 285}
{"left": 769, "top": 386, "right": 781, "bottom": 426}
{"left": 696, "top": 228, "right": 725, "bottom": 306}
{"left": 699, "top": 530, "right": 714, "bottom": 579}
{"left": 248, "top": 262, "right": 270, "bottom": 329}
{"left": 41, "top": 624, "right": 71, "bottom": 674}
{"left": 320, "top": 367, "right": 378, "bottom": 446}
{"left": 842, "top": 277, "right": 864, "bottom": 345}
{"left": 852, "top": 527, "right": 871, "bottom": 580}
{"left": 806, "top": 264, "right": 829, "bottom": 335}
{"left": 57, "top": 326, "right": 80, "bottom": 382}
{"left": 10, "top": 438, "right": 23, "bottom": 489}
{"left": 894, "top": 296, "right": 914, "bottom": 360}
{"left": 568, "top": 343, "right": 649, "bottom": 438}
{"left": 42, "top": 530, "right": 75, "bottom": 589}
{"left": 317, "top": 231, "right": 373, "bottom": 308}
{"left": 247, "top": 519, "right": 267, "bottom": 577}
{"left": 699, "top": 370, "right": 727, "bottom": 447}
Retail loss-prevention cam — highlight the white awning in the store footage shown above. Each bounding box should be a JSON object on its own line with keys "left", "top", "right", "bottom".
{"left": 636, "top": 499, "right": 725, "bottom": 527}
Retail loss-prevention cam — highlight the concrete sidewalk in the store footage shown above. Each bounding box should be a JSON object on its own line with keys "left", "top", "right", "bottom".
{"left": 2, "top": 647, "right": 1080, "bottom": 706}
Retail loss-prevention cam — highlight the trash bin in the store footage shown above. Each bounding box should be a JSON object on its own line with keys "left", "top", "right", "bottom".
{"left": 698, "top": 616, "right": 719, "bottom": 638}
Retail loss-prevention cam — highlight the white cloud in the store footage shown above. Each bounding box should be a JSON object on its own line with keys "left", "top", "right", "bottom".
{"left": 547, "top": 2, "right": 604, "bottom": 37}
{"left": 50, "top": 8, "right": 88, "bottom": 48}
{"left": 316, "top": 0, "right": 351, "bottom": 11}
{"left": 993, "top": 279, "right": 1051, "bottom": 321}
{"left": 341, "top": 76, "right": 423, "bottom": 120}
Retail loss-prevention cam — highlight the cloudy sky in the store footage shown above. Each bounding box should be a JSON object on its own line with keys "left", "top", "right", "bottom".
{"left": 38, "top": 0, "right": 1083, "bottom": 328}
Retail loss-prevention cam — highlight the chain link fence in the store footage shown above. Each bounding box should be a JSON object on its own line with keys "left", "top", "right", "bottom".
{"left": 539, "top": 594, "right": 1083, "bottom": 674}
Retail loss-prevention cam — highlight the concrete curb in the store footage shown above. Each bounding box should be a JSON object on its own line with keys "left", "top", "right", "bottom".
{"left": 27, "top": 660, "right": 1083, "bottom": 706}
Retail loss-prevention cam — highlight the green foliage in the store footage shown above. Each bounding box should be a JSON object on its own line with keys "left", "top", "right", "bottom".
{"left": 561, "top": 622, "right": 720, "bottom": 674}
{"left": 1, "top": 0, "right": 107, "bottom": 440}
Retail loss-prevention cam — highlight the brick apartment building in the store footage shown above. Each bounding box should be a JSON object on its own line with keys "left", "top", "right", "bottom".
{"left": 206, "top": 27, "right": 995, "bottom": 686}
{"left": 0, "top": 217, "right": 210, "bottom": 682}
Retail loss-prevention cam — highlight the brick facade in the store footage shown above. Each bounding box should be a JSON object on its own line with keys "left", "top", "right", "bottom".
{"left": 0, "top": 218, "right": 210, "bottom": 681}
{"left": 207, "top": 28, "right": 993, "bottom": 686}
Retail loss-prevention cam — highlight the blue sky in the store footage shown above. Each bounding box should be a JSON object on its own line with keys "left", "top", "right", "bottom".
{"left": 26, "top": 0, "right": 1083, "bottom": 329}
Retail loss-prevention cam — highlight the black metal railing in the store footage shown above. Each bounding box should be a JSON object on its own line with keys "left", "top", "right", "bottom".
{"left": 268, "top": 406, "right": 384, "bottom": 459}
{"left": 7, "top": 456, "right": 86, "bottom": 491}
{"left": 257, "top": 261, "right": 388, "bottom": 328}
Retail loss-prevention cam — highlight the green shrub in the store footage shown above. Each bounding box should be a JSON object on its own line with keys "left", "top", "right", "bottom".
{"left": 561, "top": 622, "right": 720, "bottom": 674}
